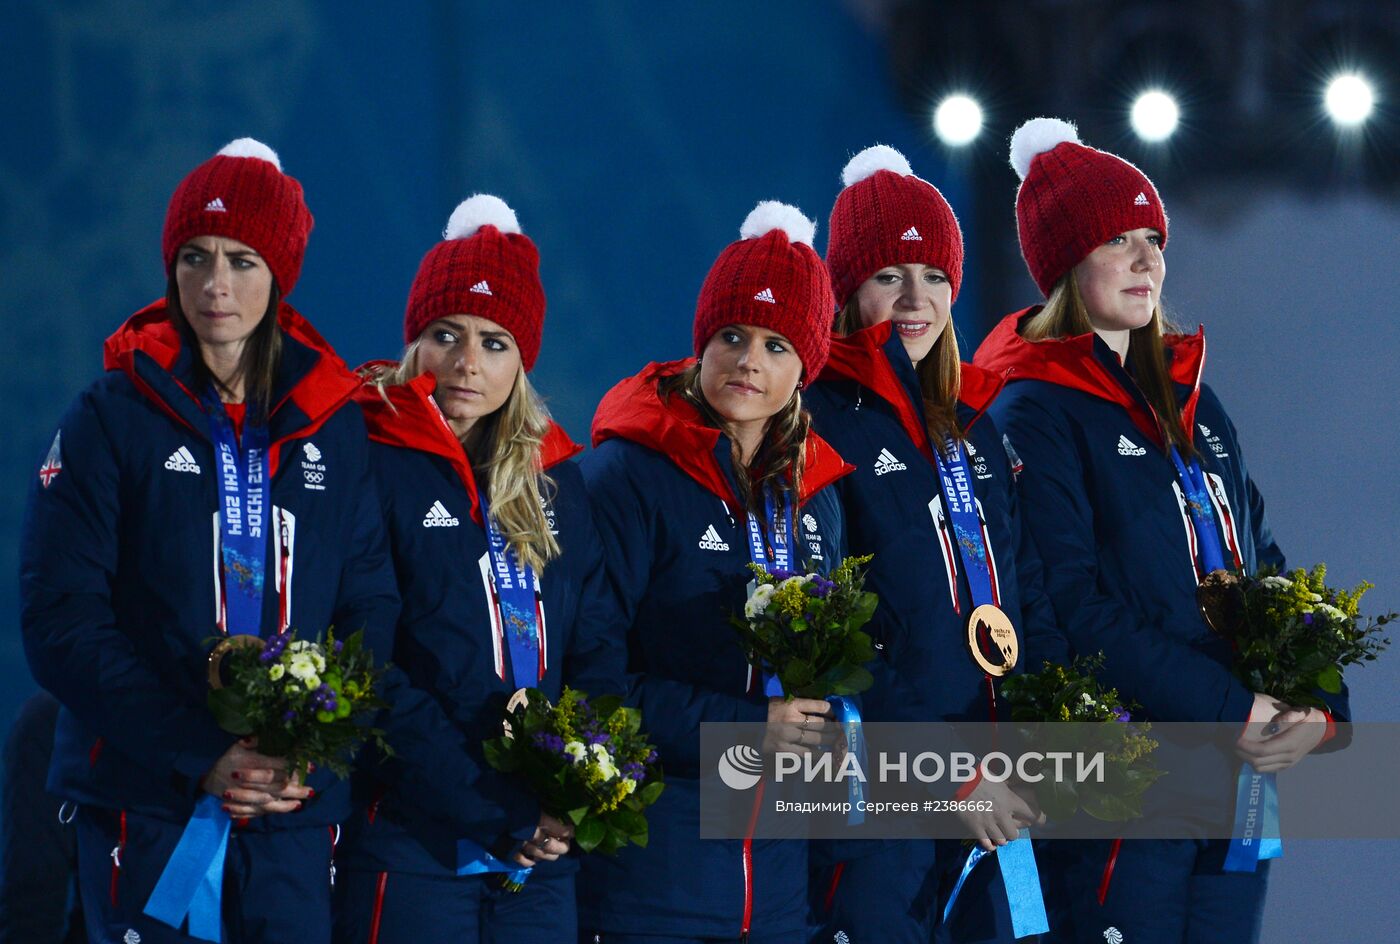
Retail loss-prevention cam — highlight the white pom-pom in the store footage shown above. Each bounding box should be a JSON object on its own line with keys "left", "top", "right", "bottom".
{"left": 217, "top": 138, "right": 282, "bottom": 170}
{"left": 739, "top": 200, "right": 816, "bottom": 247}
{"left": 840, "top": 144, "right": 913, "bottom": 187}
{"left": 1008, "top": 118, "right": 1081, "bottom": 180}
{"left": 444, "top": 194, "right": 521, "bottom": 240}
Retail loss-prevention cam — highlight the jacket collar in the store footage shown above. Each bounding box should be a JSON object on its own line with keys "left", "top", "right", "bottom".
{"left": 819, "top": 320, "right": 1006, "bottom": 464}
{"left": 102, "top": 299, "right": 361, "bottom": 476}
{"left": 355, "top": 365, "right": 582, "bottom": 526}
{"left": 590, "top": 359, "right": 852, "bottom": 510}
{"left": 972, "top": 308, "right": 1206, "bottom": 449}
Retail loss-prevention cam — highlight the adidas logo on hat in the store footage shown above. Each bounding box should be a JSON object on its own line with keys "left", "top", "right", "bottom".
{"left": 900, "top": 226, "right": 922, "bottom": 241}
{"left": 1117, "top": 435, "right": 1147, "bottom": 457}
{"left": 1134, "top": 192, "right": 1149, "bottom": 206}
{"left": 164, "top": 446, "right": 201, "bottom": 474}
{"left": 204, "top": 198, "right": 227, "bottom": 213}
{"left": 873, "top": 447, "right": 907, "bottom": 476}
{"left": 469, "top": 280, "right": 493, "bottom": 295}
{"left": 698, "top": 524, "right": 730, "bottom": 551}
{"left": 753, "top": 287, "right": 776, "bottom": 304}
{"left": 423, "top": 500, "right": 460, "bottom": 528}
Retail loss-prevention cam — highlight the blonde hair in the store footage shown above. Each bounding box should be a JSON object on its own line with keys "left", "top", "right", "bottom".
{"left": 834, "top": 300, "right": 963, "bottom": 453}
{"left": 364, "top": 337, "right": 561, "bottom": 573}
{"left": 1020, "top": 272, "right": 1195, "bottom": 457}
{"left": 657, "top": 363, "right": 808, "bottom": 514}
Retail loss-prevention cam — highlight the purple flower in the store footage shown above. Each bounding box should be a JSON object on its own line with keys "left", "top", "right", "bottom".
{"left": 259, "top": 651, "right": 276, "bottom": 664}
{"left": 282, "top": 710, "right": 297, "bottom": 723}
{"left": 1303, "top": 614, "right": 1314, "bottom": 626}
{"left": 645, "top": 749, "right": 659, "bottom": 765}
{"left": 1112, "top": 707, "right": 1131, "bottom": 723}
{"left": 586, "top": 733, "right": 611, "bottom": 746}
{"left": 333, "top": 639, "right": 344, "bottom": 654}
{"left": 810, "top": 577, "right": 835, "bottom": 599}
{"left": 770, "top": 568, "right": 795, "bottom": 582}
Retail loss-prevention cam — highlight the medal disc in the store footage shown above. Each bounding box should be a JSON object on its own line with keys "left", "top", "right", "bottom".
{"left": 966, "top": 604, "right": 1019, "bottom": 676}
{"left": 502, "top": 688, "right": 532, "bottom": 739}
{"left": 207, "top": 635, "right": 266, "bottom": 690}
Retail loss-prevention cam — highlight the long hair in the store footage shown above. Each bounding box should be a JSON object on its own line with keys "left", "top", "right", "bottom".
{"left": 364, "top": 338, "right": 561, "bottom": 573}
{"left": 1020, "top": 272, "right": 1195, "bottom": 456}
{"left": 834, "top": 301, "right": 963, "bottom": 454}
{"left": 656, "top": 363, "right": 808, "bottom": 514}
{"left": 167, "top": 273, "right": 282, "bottom": 422}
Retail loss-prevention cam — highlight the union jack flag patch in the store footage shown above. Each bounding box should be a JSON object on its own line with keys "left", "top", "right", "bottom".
{"left": 39, "top": 430, "right": 62, "bottom": 488}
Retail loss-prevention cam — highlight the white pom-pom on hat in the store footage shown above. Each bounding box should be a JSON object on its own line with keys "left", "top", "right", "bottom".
{"left": 739, "top": 200, "right": 817, "bottom": 247}
{"left": 840, "top": 144, "right": 913, "bottom": 187}
{"left": 217, "top": 138, "right": 282, "bottom": 171}
{"left": 444, "top": 194, "right": 522, "bottom": 240}
{"left": 1009, "top": 118, "right": 1081, "bottom": 180}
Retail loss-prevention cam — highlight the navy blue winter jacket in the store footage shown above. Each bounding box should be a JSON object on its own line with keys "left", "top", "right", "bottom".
{"left": 974, "top": 310, "right": 1350, "bottom": 736}
{"left": 337, "top": 369, "right": 627, "bottom": 877}
{"left": 805, "top": 321, "right": 1065, "bottom": 732}
{"left": 20, "top": 300, "right": 398, "bottom": 831}
{"left": 576, "top": 360, "right": 853, "bottom": 939}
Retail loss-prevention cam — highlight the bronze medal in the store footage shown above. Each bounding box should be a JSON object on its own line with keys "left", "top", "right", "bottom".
{"left": 207, "top": 635, "right": 265, "bottom": 690}
{"left": 1196, "top": 569, "right": 1245, "bottom": 637}
{"left": 502, "top": 688, "right": 532, "bottom": 739}
{"left": 966, "top": 603, "right": 1019, "bottom": 677}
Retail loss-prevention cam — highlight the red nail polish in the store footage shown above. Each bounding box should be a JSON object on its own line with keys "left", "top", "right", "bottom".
{"left": 223, "top": 791, "right": 232, "bottom": 799}
{"left": 236, "top": 817, "right": 251, "bottom": 829}
{"left": 307, "top": 788, "right": 316, "bottom": 798}
{"left": 231, "top": 771, "right": 241, "bottom": 780}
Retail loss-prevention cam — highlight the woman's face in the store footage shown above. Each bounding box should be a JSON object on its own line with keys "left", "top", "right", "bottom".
{"left": 415, "top": 315, "right": 522, "bottom": 436}
{"left": 1073, "top": 228, "right": 1165, "bottom": 333}
{"left": 851, "top": 263, "right": 952, "bottom": 366}
{"left": 174, "top": 235, "right": 274, "bottom": 351}
{"left": 698, "top": 324, "right": 803, "bottom": 428}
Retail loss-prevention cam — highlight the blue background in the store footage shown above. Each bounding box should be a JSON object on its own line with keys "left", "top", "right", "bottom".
{"left": 2, "top": 2, "right": 1396, "bottom": 936}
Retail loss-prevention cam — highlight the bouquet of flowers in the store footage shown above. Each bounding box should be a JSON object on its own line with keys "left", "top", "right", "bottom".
{"left": 483, "top": 687, "right": 664, "bottom": 865}
{"left": 730, "top": 555, "right": 878, "bottom": 699}
{"left": 999, "top": 654, "right": 1162, "bottom": 821}
{"left": 206, "top": 628, "right": 391, "bottom": 778}
{"left": 1197, "top": 564, "right": 1393, "bottom": 708}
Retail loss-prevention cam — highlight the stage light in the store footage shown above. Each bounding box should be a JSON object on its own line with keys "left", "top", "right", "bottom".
{"left": 933, "top": 95, "right": 983, "bottom": 146}
{"left": 1324, "top": 73, "right": 1374, "bottom": 126}
{"left": 1130, "top": 90, "right": 1180, "bottom": 142}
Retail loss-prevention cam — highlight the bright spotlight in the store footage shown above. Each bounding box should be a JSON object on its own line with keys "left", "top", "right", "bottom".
{"left": 1130, "top": 90, "right": 1180, "bottom": 142}
{"left": 1325, "top": 74, "right": 1374, "bottom": 127}
{"left": 933, "top": 95, "right": 983, "bottom": 146}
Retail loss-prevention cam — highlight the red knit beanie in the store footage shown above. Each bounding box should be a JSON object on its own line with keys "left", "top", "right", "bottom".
{"left": 162, "top": 138, "right": 314, "bottom": 296}
{"left": 403, "top": 195, "right": 546, "bottom": 371}
{"left": 693, "top": 201, "right": 834, "bottom": 380}
{"left": 1011, "top": 118, "right": 1169, "bottom": 297}
{"left": 826, "top": 144, "right": 964, "bottom": 307}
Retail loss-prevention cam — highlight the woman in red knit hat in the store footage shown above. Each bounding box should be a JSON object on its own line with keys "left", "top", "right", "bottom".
{"left": 973, "top": 118, "right": 1344, "bottom": 944}
{"left": 330, "top": 195, "right": 625, "bottom": 944}
{"left": 21, "top": 139, "right": 399, "bottom": 942}
{"left": 576, "top": 201, "right": 853, "bottom": 943}
{"left": 805, "top": 144, "right": 1062, "bottom": 944}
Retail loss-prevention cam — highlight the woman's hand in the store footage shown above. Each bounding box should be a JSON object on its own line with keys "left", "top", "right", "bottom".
{"left": 763, "top": 697, "right": 836, "bottom": 755}
{"left": 203, "top": 738, "right": 314, "bottom": 818}
{"left": 955, "top": 779, "right": 1045, "bottom": 852}
{"left": 1235, "top": 705, "right": 1329, "bottom": 773}
{"left": 512, "top": 812, "right": 576, "bottom": 867}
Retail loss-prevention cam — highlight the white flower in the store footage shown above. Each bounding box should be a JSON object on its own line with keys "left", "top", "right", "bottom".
{"left": 268, "top": 663, "right": 285, "bottom": 681}
{"left": 285, "top": 682, "right": 300, "bottom": 694}
{"left": 746, "top": 583, "right": 776, "bottom": 618}
{"left": 288, "top": 653, "right": 319, "bottom": 682}
{"left": 311, "top": 652, "right": 327, "bottom": 673}
{"left": 622, "top": 777, "right": 638, "bottom": 794}
{"left": 779, "top": 575, "right": 809, "bottom": 592}
{"left": 1316, "top": 603, "right": 1346, "bottom": 622}
{"left": 304, "top": 674, "right": 322, "bottom": 690}
{"left": 1080, "top": 693, "right": 1095, "bottom": 706}
{"left": 289, "top": 640, "right": 314, "bottom": 653}
{"left": 564, "top": 741, "right": 587, "bottom": 765}
{"left": 591, "top": 743, "right": 619, "bottom": 780}
{"left": 1260, "top": 576, "right": 1292, "bottom": 590}
{"left": 1310, "top": 593, "right": 1324, "bottom": 603}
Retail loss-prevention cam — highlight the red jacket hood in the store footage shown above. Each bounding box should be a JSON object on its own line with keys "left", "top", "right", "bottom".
{"left": 973, "top": 307, "right": 1206, "bottom": 448}
{"left": 590, "top": 359, "right": 853, "bottom": 509}
{"left": 820, "top": 320, "right": 1006, "bottom": 464}
{"left": 354, "top": 364, "right": 582, "bottom": 526}
{"left": 102, "top": 299, "right": 361, "bottom": 474}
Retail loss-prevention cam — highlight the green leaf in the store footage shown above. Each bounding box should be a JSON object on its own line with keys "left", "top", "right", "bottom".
{"left": 610, "top": 808, "right": 648, "bottom": 839}
{"left": 1316, "top": 664, "right": 1343, "bottom": 694}
{"left": 591, "top": 694, "right": 624, "bottom": 720}
{"left": 566, "top": 806, "right": 591, "bottom": 825}
{"left": 207, "top": 689, "right": 256, "bottom": 736}
{"left": 639, "top": 781, "right": 665, "bottom": 805}
{"left": 575, "top": 816, "right": 606, "bottom": 852}
{"left": 482, "top": 738, "right": 520, "bottom": 773}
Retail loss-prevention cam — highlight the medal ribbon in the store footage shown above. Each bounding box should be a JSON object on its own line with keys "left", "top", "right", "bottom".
{"left": 936, "top": 439, "right": 1044, "bottom": 935}
{"left": 460, "top": 486, "right": 544, "bottom": 885}
{"left": 480, "top": 487, "right": 544, "bottom": 691}
{"left": 1170, "top": 447, "right": 1283, "bottom": 871}
{"left": 146, "top": 395, "right": 270, "bottom": 942}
